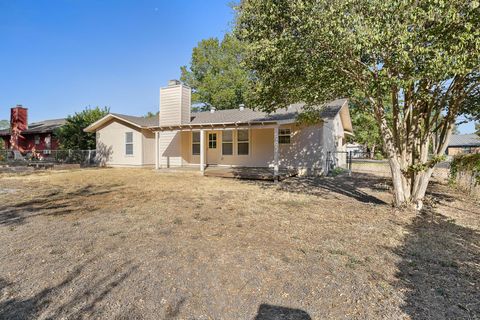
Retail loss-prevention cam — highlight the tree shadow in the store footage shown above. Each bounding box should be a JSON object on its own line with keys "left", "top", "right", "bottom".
{"left": 245, "top": 172, "right": 389, "bottom": 204}
{"left": 0, "top": 183, "right": 124, "bottom": 226}
{"left": 0, "top": 257, "right": 137, "bottom": 319}
{"left": 254, "top": 304, "right": 311, "bottom": 320}
{"left": 394, "top": 209, "right": 480, "bottom": 319}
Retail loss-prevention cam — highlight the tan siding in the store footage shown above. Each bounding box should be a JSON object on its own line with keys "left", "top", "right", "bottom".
{"left": 158, "top": 131, "right": 183, "bottom": 167}
{"left": 142, "top": 129, "right": 155, "bottom": 165}
{"left": 96, "top": 119, "right": 144, "bottom": 167}
{"left": 159, "top": 84, "right": 191, "bottom": 126}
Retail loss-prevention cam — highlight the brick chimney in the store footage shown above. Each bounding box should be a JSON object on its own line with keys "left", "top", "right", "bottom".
{"left": 11, "top": 105, "right": 28, "bottom": 131}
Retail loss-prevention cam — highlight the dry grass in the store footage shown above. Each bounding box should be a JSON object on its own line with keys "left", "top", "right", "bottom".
{"left": 0, "top": 168, "right": 478, "bottom": 319}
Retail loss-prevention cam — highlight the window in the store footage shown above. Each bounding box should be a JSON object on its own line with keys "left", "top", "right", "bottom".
{"left": 34, "top": 135, "right": 40, "bottom": 145}
{"left": 192, "top": 132, "right": 200, "bottom": 155}
{"left": 125, "top": 132, "right": 133, "bottom": 155}
{"left": 222, "top": 130, "right": 233, "bottom": 155}
{"left": 208, "top": 133, "right": 217, "bottom": 149}
{"left": 237, "top": 129, "right": 249, "bottom": 155}
{"left": 279, "top": 128, "right": 291, "bottom": 144}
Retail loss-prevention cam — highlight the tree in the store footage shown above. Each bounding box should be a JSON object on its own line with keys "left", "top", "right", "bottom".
{"left": 0, "top": 120, "right": 9, "bottom": 130}
{"left": 180, "top": 33, "right": 251, "bottom": 110}
{"left": 55, "top": 107, "right": 109, "bottom": 150}
{"left": 476, "top": 122, "right": 480, "bottom": 135}
{"left": 349, "top": 103, "right": 383, "bottom": 157}
{"left": 144, "top": 111, "right": 159, "bottom": 118}
{"left": 237, "top": 0, "right": 480, "bottom": 208}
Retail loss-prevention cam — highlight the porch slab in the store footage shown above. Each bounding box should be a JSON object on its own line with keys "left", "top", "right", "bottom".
{"left": 204, "top": 167, "right": 297, "bottom": 181}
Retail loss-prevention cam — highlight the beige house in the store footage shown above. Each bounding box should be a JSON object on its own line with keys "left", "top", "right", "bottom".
{"left": 85, "top": 80, "right": 353, "bottom": 176}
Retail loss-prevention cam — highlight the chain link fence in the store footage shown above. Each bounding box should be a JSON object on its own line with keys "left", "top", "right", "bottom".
{"left": 0, "top": 149, "right": 97, "bottom": 167}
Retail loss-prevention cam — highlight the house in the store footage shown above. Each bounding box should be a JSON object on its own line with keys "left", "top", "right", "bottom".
{"left": 85, "top": 80, "right": 353, "bottom": 176}
{"left": 0, "top": 105, "right": 66, "bottom": 154}
{"left": 446, "top": 134, "right": 480, "bottom": 156}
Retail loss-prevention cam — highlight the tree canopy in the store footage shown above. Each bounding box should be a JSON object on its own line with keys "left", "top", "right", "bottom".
{"left": 180, "top": 33, "right": 251, "bottom": 110}
{"left": 237, "top": 0, "right": 480, "bottom": 208}
{"left": 55, "top": 107, "right": 109, "bottom": 150}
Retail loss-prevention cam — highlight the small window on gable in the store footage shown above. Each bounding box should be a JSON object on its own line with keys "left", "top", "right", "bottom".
{"left": 237, "top": 129, "right": 249, "bottom": 155}
{"left": 192, "top": 131, "right": 200, "bottom": 155}
{"left": 125, "top": 132, "right": 133, "bottom": 155}
{"left": 222, "top": 130, "right": 233, "bottom": 155}
{"left": 279, "top": 128, "right": 291, "bottom": 144}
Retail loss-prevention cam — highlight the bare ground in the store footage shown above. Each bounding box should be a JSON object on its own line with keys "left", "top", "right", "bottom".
{"left": 0, "top": 168, "right": 478, "bottom": 319}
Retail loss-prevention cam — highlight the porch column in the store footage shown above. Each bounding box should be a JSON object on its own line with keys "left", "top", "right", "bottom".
{"left": 273, "top": 126, "right": 279, "bottom": 181}
{"left": 155, "top": 131, "right": 159, "bottom": 169}
{"left": 200, "top": 129, "right": 205, "bottom": 174}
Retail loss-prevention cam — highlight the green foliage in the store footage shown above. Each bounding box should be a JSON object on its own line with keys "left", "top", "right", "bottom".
{"left": 145, "top": 111, "right": 159, "bottom": 118}
{"left": 449, "top": 154, "right": 480, "bottom": 185}
{"left": 348, "top": 98, "right": 383, "bottom": 151}
{"left": 0, "top": 120, "right": 9, "bottom": 130}
{"left": 180, "top": 33, "right": 251, "bottom": 110}
{"left": 55, "top": 107, "right": 109, "bottom": 150}
{"left": 476, "top": 122, "right": 480, "bottom": 135}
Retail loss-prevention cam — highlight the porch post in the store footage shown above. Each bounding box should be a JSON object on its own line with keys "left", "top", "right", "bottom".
{"left": 155, "top": 131, "right": 159, "bottom": 169}
{"left": 273, "top": 126, "right": 279, "bottom": 181}
{"left": 200, "top": 129, "right": 205, "bottom": 174}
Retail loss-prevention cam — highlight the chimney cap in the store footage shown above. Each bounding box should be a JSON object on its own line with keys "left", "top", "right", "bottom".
{"left": 168, "top": 79, "right": 181, "bottom": 86}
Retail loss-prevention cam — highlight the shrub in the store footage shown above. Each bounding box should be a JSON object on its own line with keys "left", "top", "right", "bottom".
{"left": 449, "top": 154, "right": 480, "bottom": 186}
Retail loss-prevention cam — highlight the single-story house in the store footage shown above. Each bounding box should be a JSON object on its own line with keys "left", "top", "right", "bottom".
{"left": 0, "top": 105, "right": 66, "bottom": 154}
{"left": 85, "top": 80, "right": 353, "bottom": 176}
{"left": 446, "top": 134, "right": 480, "bottom": 156}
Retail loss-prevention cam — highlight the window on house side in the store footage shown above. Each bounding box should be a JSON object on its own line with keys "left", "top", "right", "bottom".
{"left": 125, "top": 132, "right": 133, "bottom": 155}
{"left": 279, "top": 128, "right": 291, "bottom": 144}
{"left": 34, "top": 135, "right": 40, "bottom": 145}
{"left": 192, "top": 132, "right": 200, "bottom": 155}
{"left": 237, "top": 129, "right": 249, "bottom": 155}
{"left": 222, "top": 130, "right": 233, "bottom": 155}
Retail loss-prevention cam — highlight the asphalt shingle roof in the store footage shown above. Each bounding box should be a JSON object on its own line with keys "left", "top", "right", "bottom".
{"left": 189, "top": 98, "right": 347, "bottom": 125}
{"left": 0, "top": 118, "right": 66, "bottom": 136}
{"left": 448, "top": 134, "right": 480, "bottom": 147}
{"left": 111, "top": 113, "right": 159, "bottom": 127}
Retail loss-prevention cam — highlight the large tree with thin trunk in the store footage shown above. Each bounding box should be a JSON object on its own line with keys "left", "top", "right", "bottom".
{"left": 236, "top": 0, "right": 480, "bottom": 208}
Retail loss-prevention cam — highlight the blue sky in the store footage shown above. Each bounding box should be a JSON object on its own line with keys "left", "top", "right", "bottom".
{"left": 0, "top": 0, "right": 475, "bottom": 133}
{"left": 0, "top": 0, "right": 234, "bottom": 121}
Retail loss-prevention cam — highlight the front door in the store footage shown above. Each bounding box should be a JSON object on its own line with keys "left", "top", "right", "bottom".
{"left": 206, "top": 131, "right": 220, "bottom": 165}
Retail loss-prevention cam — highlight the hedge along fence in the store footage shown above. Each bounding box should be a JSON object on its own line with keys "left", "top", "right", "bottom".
{"left": 449, "top": 154, "right": 480, "bottom": 197}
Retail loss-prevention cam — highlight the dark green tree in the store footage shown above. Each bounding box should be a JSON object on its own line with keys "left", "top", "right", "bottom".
{"left": 237, "top": 0, "right": 480, "bottom": 208}
{"left": 55, "top": 107, "right": 109, "bottom": 150}
{"left": 180, "top": 33, "right": 251, "bottom": 110}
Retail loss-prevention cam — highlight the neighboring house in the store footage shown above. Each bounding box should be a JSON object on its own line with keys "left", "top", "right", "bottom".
{"left": 446, "top": 134, "right": 480, "bottom": 156}
{"left": 0, "top": 105, "right": 66, "bottom": 154}
{"left": 85, "top": 80, "right": 353, "bottom": 176}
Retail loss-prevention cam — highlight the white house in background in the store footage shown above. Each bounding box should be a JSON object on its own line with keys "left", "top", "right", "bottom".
{"left": 85, "top": 80, "right": 353, "bottom": 176}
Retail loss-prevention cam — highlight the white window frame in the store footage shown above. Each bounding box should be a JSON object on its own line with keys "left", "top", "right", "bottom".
{"left": 125, "top": 132, "right": 133, "bottom": 156}
{"left": 279, "top": 128, "right": 291, "bottom": 144}
{"left": 222, "top": 130, "right": 233, "bottom": 156}
{"left": 237, "top": 129, "right": 250, "bottom": 156}
{"left": 192, "top": 131, "right": 200, "bottom": 155}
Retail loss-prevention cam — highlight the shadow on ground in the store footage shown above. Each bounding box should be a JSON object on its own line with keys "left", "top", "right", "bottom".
{"left": 0, "top": 257, "right": 137, "bottom": 319}
{"left": 394, "top": 208, "right": 480, "bottom": 319}
{"left": 0, "top": 183, "right": 123, "bottom": 226}
{"left": 254, "top": 304, "right": 311, "bottom": 320}
{"left": 245, "top": 172, "right": 389, "bottom": 205}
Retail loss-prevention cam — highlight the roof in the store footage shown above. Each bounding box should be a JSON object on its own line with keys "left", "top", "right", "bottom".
{"left": 0, "top": 118, "right": 66, "bottom": 136}
{"left": 448, "top": 134, "right": 480, "bottom": 147}
{"left": 84, "top": 113, "right": 159, "bottom": 132}
{"left": 189, "top": 99, "right": 347, "bottom": 125}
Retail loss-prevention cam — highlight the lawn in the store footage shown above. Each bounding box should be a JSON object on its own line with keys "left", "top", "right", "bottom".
{"left": 0, "top": 168, "right": 478, "bottom": 319}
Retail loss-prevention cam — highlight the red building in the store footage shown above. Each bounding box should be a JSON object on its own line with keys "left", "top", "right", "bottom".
{"left": 0, "top": 105, "right": 66, "bottom": 154}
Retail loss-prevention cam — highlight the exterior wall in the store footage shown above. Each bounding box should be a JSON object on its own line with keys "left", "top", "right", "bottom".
{"left": 1, "top": 133, "right": 60, "bottom": 151}
{"left": 95, "top": 119, "right": 145, "bottom": 167}
{"left": 158, "top": 131, "right": 183, "bottom": 167}
{"left": 447, "top": 146, "right": 480, "bottom": 156}
{"left": 159, "top": 84, "right": 191, "bottom": 126}
{"left": 142, "top": 129, "right": 155, "bottom": 165}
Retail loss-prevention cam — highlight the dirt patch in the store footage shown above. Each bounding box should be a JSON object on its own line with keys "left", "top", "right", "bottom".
{"left": 0, "top": 168, "right": 478, "bottom": 319}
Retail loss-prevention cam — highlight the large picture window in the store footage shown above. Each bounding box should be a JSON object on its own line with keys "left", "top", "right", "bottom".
{"left": 279, "top": 128, "right": 291, "bottom": 144}
{"left": 192, "top": 131, "right": 200, "bottom": 155}
{"left": 125, "top": 132, "right": 133, "bottom": 155}
{"left": 222, "top": 130, "right": 233, "bottom": 155}
{"left": 237, "top": 129, "right": 249, "bottom": 155}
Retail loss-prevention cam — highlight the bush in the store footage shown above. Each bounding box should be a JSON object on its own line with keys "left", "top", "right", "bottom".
{"left": 449, "top": 154, "right": 480, "bottom": 185}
